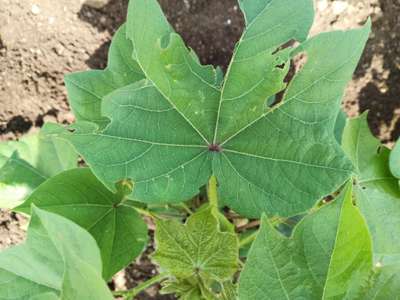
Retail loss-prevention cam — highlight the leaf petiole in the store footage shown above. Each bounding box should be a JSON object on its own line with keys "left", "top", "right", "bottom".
{"left": 207, "top": 175, "right": 219, "bottom": 208}
{"left": 113, "top": 272, "right": 170, "bottom": 299}
{"left": 239, "top": 231, "right": 258, "bottom": 248}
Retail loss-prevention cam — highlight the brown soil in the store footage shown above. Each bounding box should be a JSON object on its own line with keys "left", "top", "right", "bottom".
{"left": 0, "top": 0, "right": 399, "bottom": 298}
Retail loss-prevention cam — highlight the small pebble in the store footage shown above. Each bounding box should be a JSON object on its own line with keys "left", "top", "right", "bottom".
{"left": 317, "top": 0, "right": 328, "bottom": 12}
{"left": 31, "top": 4, "right": 41, "bottom": 15}
{"left": 332, "top": 1, "right": 348, "bottom": 15}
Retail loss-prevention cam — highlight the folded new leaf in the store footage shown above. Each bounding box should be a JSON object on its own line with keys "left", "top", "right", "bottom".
{"left": 16, "top": 168, "right": 148, "bottom": 280}
{"left": 0, "top": 206, "right": 113, "bottom": 299}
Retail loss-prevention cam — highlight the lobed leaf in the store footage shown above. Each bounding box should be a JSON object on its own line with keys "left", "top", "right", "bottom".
{"left": 153, "top": 206, "right": 239, "bottom": 282}
{"left": 16, "top": 168, "right": 148, "bottom": 280}
{"left": 65, "top": 0, "right": 370, "bottom": 218}
{"left": 0, "top": 206, "right": 113, "bottom": 299}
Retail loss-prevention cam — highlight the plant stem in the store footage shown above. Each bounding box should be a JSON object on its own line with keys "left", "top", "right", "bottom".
{"left": 239, "top": 231, "right": 258, "bottom": 248}
{"left": 177, "top": 202, "right": 193, "bottom": 215}
{"left": 113, "top": 272, "right": 169, "bottom": 299}
{"left": 133, "top": 207, "right": 158, "bottom": 219}
{"left": 208, "top": 175, "right": 218, "bottom": 208}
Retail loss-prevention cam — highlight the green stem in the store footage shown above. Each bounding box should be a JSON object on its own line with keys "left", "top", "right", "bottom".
{"left": 133, "top": 207, "right": 158, "bottom": 219}
{"left": 113, "top": 272, "right": 169, "bottom": 299}
{"left": 239, "top": 231, "right": 258, "bottom": 248}
{"left": 177, "top": 202, "right": 193, "bottom": 215}
{"left": 208, "top": 175, "right": 218, "bottom": 208}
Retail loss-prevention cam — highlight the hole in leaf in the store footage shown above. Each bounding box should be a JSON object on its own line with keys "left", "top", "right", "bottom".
{"left": 272, "top": 51, "right": 309, "bottom": 107}
{"left": 272, "top": 39, "right": 297, "bottom": 55}
{"left": 275, "top": 63, "right": 286, "bottom": 69}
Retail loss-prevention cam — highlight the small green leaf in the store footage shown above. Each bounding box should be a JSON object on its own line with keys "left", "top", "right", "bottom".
{"left": 0, "top": 206, "right": 113, "bottom": 299}
{"left": 0, "top": 124, "right": 78, "bottom": 208}
{"left": 153, "top": 206, "right": 238, "bottom": 282}
{"left": 238, "top": 183, "right": 373, "bottom": 299}
{"left": 161, "top": 278, "right": 203, "bottom": 300}
{"left": 64, "top": 24, "right": 145, "bottom": 126}
{"left": 343, "top": 113, "right": 400, "bottom": 265}
{"left": 17, "top": 168, "right": 148, "bottom": 280}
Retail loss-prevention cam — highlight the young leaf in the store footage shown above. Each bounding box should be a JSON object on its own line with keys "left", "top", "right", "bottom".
{"left": 360, "top": 264, "right": 400, "bottom": 299}
{"left": 153, "top": 206, "right": 238, "bottom": 282}
{"left": 65, "top": 24, "right": 145, "bottom": 127}
{"left": 16, "top": 168, "right": 148, "bottom": 280}
{"left": 0, "top": 123, "right": 77, "bottom": 208}
{"left": 342, "top": 113, "right": 400, "bottom": 265}
{"left": 65, "top": 0, "right": 369, "bottom": 218}
{"left": 238, "top": 183, "right": 373, "bottom": 299}
{"left": 0, "top": 206, "right": 113, "bottom": 299}
{"left": 161, "top": 278, "right": 204, "bottom": 300}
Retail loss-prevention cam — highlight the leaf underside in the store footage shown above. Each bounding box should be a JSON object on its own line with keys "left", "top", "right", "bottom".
{"left": 65, "top": 0, "right": 370, "bottom": 218}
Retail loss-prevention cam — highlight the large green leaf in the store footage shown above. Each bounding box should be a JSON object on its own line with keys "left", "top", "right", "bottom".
{"left": 342, "top": 113, "right": 400, "bottom": 265}
{"left": 16, "top": 168, "right": 148, "bottom": 280}
{"left": 0, "top": 123, "right": 78, "bottom": 208}
{"left": 153, "top": 206, "right": 238, "bottom": 281}
{"left": 0, "top": 206, "right": 113, "bottom": 299}
{"left": 64, "top": 24, "right": 145, "bottom": 127}
{"left": 65, "top": 0, "right": 369, "bottom": 218}
{"left": 238, "top": 183, "right": 373, "bottom": 299}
